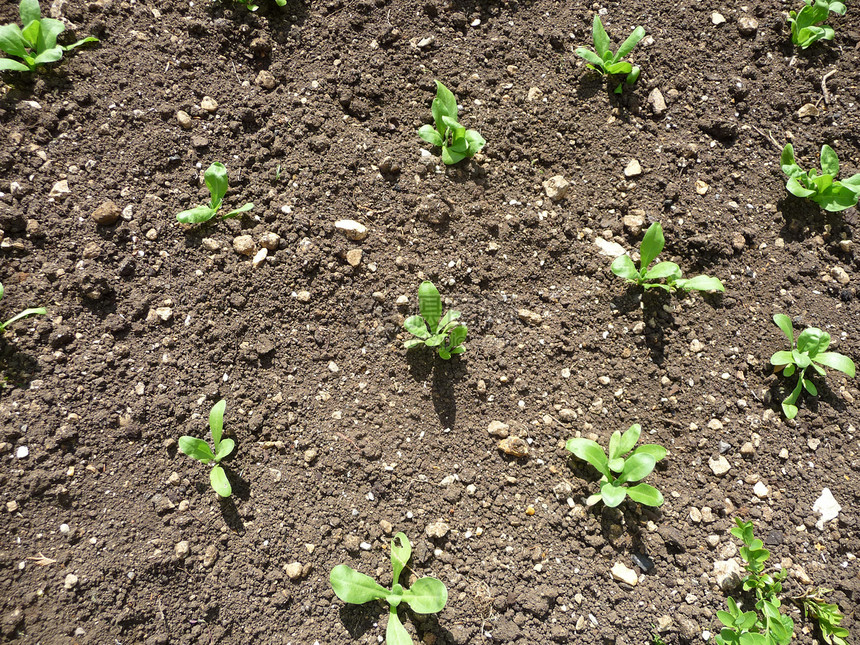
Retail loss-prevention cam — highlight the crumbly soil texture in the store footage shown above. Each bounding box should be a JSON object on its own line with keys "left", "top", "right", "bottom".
{"left": 1, "top": 0, "right": 860, "bottom": 643}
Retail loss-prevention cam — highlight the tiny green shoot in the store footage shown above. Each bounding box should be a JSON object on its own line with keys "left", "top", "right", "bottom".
{"left": 418, "top": 80, "right": 485, "bottom": 165}
{"left": 787, "top": 0, "right": 846, "bottom": 49}
{"left": 781, "top": 144, "right": 860, "bottom": 212}
{"left": 769, "top": 314, "right": 855, "bottom": 419}
{"left": 232, "top": 0, "right": 287, "bottom": 11}
{"left": 176, "top": 162, "right": 254, "bottom": 225}
{"left": 178, "top": 400, "right": 234, "bottom": 497}
{"left": 0, "top": 282, "right": 46, "bottom": 332}
{"left": 565, "top": 424, "right": 666, "bottom": 508}
{"left": 403, "top": 281, "right": 467, "bottom": 360}
{"left": 575, "top": 15, "right": 645, "bottom": 94}
{"left": 330, "top": 532, "right": 448, "bottom": 645}
{"left": 611, "top": 222, "right": 725, "bottom": 293}
{"left": 791, "top": 587, "right": 849, "bottom": 645}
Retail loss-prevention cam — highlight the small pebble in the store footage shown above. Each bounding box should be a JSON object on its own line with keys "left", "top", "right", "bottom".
{"left": 497, "top": 436, "right": 529, "bottom": 457}
{"left": 176, "top": 110, "right": 192, "bottom": 129}
{"left": 64, "top": 573, "right": 78, "bottom": 590}
{"left": 753, "top": 481, "right": 769, "bottom": 498}
{"left": 16, "top": 446, "right": 29, "bottom": 459}
{"left": 284, "top": 562, "right": 304, "bottom": 580}
{"left": 175, "top": 541, "right": 190, "bottom": 558}
{"left": 425, "top": 521, "right": 450, "bottom": 539}
{"left": 200, "top": 96, "right": 218, "bottom": 112}
{"left": 624, "top": 159, "right": 642, "bottom": 178}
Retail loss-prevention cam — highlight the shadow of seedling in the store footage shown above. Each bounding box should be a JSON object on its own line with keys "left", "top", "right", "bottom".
{"left": 0, "top": 342, "right": 41, "bottom": 392}
{"left": 778, "top": 194, "right": 852, "bottom": 241}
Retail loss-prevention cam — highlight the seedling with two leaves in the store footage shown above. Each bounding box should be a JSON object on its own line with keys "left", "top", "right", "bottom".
{"left": 611, "top": 222, "right": 725, "bottom": 293}
{"left": 769, "top": 314, "right": 855, "bottom": 419}
{"left": 575, "top": 16, "right": 645, "bottom": 94}
{"left": 233, "top": 0, "right": 287, "bottom": 11}
{"left": 781, "top": 144, "right": 860, "bottom": 212}
{"left": 178, "top": 400, "right": 234, "bottom": 497}
{"left": 787, "top": 0, "right": 846, "bottom": 49}
{"left": 176, "top": 163, "right": 254, "bottom": 224}
{"left": 565, "top": 424, "right": 665, "bottom": 508}
{"left": 330, "top": 533, "right": 448, "bottom": 645}
{"left": 403, "top": 281, "right": 467, "bottom": 360}
{"left": 0, "top": 282, "right": 46, "bottom": 332}
{"left": 0, "top": 0, "right": 98, "bottom": 72}
{"left": 418, "top": 81, "right": 485, "bottom": 165}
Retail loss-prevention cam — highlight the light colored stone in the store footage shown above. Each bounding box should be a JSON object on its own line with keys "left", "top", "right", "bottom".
{"left": 738, "top": 16, "right": 758, "bottom": 36}
{"left": 284, "top": 562, "right": 304, "bottom": 580}
{"left": 63, "top": 573, "right": 78, "bottom": 590}
{"left": 303, "top": 448, "right": 317, "bottom": 463}
{"left": 517, "top": 309, "right": 543, "bottom": 325}
{"left": 797, "top": 103, "right": 819, "bottom": 118}
{"left": 622, "top": 213, "right": 645, "bottom": 234}
{"left": 709, "top": 455, "right": 731, "bottom": 476}
{"left": 296, "top": 290, "right": 311, "bottom": 302}
{"left": 487, "top": 421, "right": 510, "bottom": 438}
{"left": 690, "top": 339, "right": 705, "bottom": 353}
{"left": 49, "top": 180, "right": 70, "bottom": 198}
{"left": 154, "top": 307, "right": 172, "bottom": 322}
{"left": 542, "top": 175, "right": 570, "bottom": 201}
{"left": 696, "top": 180, "right": 709, "bottom": 195}
{"left": 335, "top": 219, "right": 368, "bottom": 241}
{"left": 526, "top": 87, "right": 543, "bottom": 102}
{"left": 753, "top": 481, "right": 769, "bottom": 498}
{"left": 831, "top": 266, "right": 850, "bottom": 285}
{"left": 6, "top": 500, "right": 19, "bottom": 512}
{"left": 711, "top": 12, "right": 726, "bottom": 24}
{"left": 624, "top": 159, "right": 642, "bottom": 178}
{"left": 328, "top": 361, "right": 339, "bottom": 373}
{"left": 740, "top": 442, "right": 755, "bottom": 456}
{"left": 594, "top": 238, "right": 626, "bottom": 258}
{"left": 16, "top": 446, "right": 29, "bottom": 459}
{"left": 201, "top": 237, "right": 221, "bottom": 251}
{"left": 689, "top": 507, "right": 702, "bottom": 523}
{"left": 713, "top": 559, "right": 743, "bottom": 591}
{"left": 252, "top": 248, "right": 268, "bottom": 268}
{"left": 233, "top": 235, "right": 256, "bottom": 256}
{"left": 707, "top": 419, "right": 723, "bottom": 430}
{"left": 200, "top": 96, "right": 218, "bottom": 112}
{"left": 346, "top": 249, "right": 363, "bottom": 266}
{"left": 259, "top": 233, "right": 280, "bottom": 250}
{"left": 255, "top": 70, "right": 277, "bottom": 90}
{"left": 176, "top": 110, "right": 192, "bottom": 129}
{"left": 425, "top": 521, "right": 450, "bottom": 539}
{"left": 497, "top": 436, "right": 528, "bottom": 457}
{"left": 90, "top": 200, "right": 120, "bottom": 225}
{"left": 203, "top": 545, "right": 218, "bottom": 567}
{"left": 813, "top": 488, "right": 841, "bottom": 530}
{"left": 647, "top": 88, "right": 667, "bottom": 115}
{"left": 611, "top": 562, "right": 638, "bottom": 586}
{"left": 175, "top": 540, "right": 190, "bottom": 558}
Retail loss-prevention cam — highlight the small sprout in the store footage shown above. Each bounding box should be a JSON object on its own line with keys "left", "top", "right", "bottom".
{"left": 781, "top": 144, "right": 860, "bottom": 212}
{"left": 575, "top": 15, "right": 645, "bottom": 94}
{"left": 787, "top": 0, "right": 846, "bottom": 49}
{"left": 0, "top": 282, "right": 46, "bottom": 332}
{"left": 232, "top": 0, "right": 286, "bottom": 10}
{"left": 176, "top": 162, "right": 254, "bottom": 225}
{"left": 611, "top": 222, "right": 725, "bottom": 293}
{"left": 330, "top": 533, "right": 448, "bottom": 645}
{"left": 791, "top": 587, "right": 849, "bottom": 645}
{"left": 0, "top": 0, "right": 98, "bottom": 72}
{"left": 418, "top": 80, "right": 485, "bottom": 165}
{"left": 403, "top": 281, "right": 467, "bottom": 360}
{"left": 178, "top": 400, "right": 234, "bottom": 497}
{"left": 769, "top": 314, "right": 855, "bottom": 419}
{"left": 565, "top": 424, "right": 666, "bottom": 508}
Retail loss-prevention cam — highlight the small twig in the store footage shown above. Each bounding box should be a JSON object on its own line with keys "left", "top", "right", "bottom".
{"left": 750, "top": 125, "right": 782, "bottom": 151}
{"left": 821, "top": 70, "right": 837, "bottom": 105}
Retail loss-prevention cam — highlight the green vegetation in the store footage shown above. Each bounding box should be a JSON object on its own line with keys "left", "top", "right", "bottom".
{"left": 781, "top": 144, "right": 860, "bottom": 212}
{"left": 611, "top": 222, "right": 725, "bottom": 293}
{"left": 403, "top": 281, "right": 467, "bottom": 360}
{"left": 0, "top": 282, "right": 46, "bottom": 332}
{"left": 418, "top": 80, "right": 486, "bottom": 165}
{"left": 232, "top": 0, "right": 287, "bottom": 10}
{"left": 176, "top": 162, "right": 254, "bottom": 224}
{"left": 575, "top": 15, "right": 645, "bottom": 93}
{"left": 770, "top": 314, "right": 855, "bottom": 419}
{"left": 787, "top": 0, "right": 846, "bottom": 49}
{"left": 0, "top": 0, "right": 98, "bottom": 72}
{"left": 565, "top": 424, "right": 665, "bottom": 508}
{"left": 330, "top": 533, "right": 448, "bottom": 645}
{"left": 791, "top": 587, "right": 849, "bottom": 645}
{"left": 178, "top": 400, "right": 234, "bottom": 497}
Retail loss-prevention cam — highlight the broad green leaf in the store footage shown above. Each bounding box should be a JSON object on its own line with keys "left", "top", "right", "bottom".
{"left": 607, "top": 429, "right": 622, "bottom": 461}
{"left": 36, "top": 18, "right": 65, "bottom": 52}
{"left": 608, "top": 457, "right": 624, "bottom": 473}
{"left": 786, "top": 176, "right": 816, "bottom": 198}
{"left": 448, "top": 136, "right": 468, "bottom": 155}
{"left": 224, "top": 203, "right": 254, "bottom": 218}
{"left": 625, "top": 483, "right": 663, "bottom": 507}
{"left": 639, "top": 222, "right": 664, "bottom": 270}
{"left": 441, "top": 115, "right": 466, "bottom": 143}
{"left": 600, "top": 481, "right": 628, "bottom": 507}
{"left": 615, "top": 424, "right": 641, "bottom": 456}
{"left": 330, "top": 564, "right": 390, "bottom": 604}
{"left": 209, "top": 399, "right": 226, "bottom": 447}
{"left": 811, "top": 362, "right": 825, "bottom": 377}
{"left": 716, "top": 610, "right": 735, "bottom": 627}
{"left": 385, "top": 607, "right": 412, "bottom": 645}
{"left": 214, "top": 437, "right": 234, "bottom": 462}
{"left": 792, "top": 349, "right": 811, "bottom": 368}
{"left": 770, "top": 350, "right": 794, "bottom": 366}
{"left": 797, "top": 328, "right": 829, "bottom": 356}
{"left": 631, "top": 444, "right": 666, "bottom": 462}
{"left": 591, "top": 15, "right": 610, "bottom": 59}
{"left": 176, "top": 205, "right": 217, "bottom": 224}
{"left": 626, "top": 66, "right": 641, "bottom": 85}
{"left": 814, "top": 352, "right": 856, "bottom": 377}
{"left": 438, "top": 310, "right": 461, "bottom": 330}
{"left": 32, "top": 46, "right": 62, "bottom": 65}
{"left": 418, "top": 124, "right": 443, "bottom": 147}
{"left": 802, "top": 378, "right": 817, "bottom": 396}
{"left": 575, "top": 47, "right": 604, "bottom": 67}
{"left": 424, "top": 334, "right": 446, "bottom": 347}
{"left": 448, "top": 324, "right": 467, "bottom": 349}
{"left": 178, "top": 436, "right": 214, "bottom": 463}
{"left": 21, "top": 19, "right": 39, "bottom": 48}
{"left": 403, "top": 338, "right": 425, "bottom": 349}
{"left": 773, "top": 314, "right": 794, "bottom": 343}
{"left": 404, "top": 315, "right": 430, "bottom": 339}
{"left": 615, "top": 26, "right": 645, "bottom": 62}
{"left": 644, "top": 261, "right": 681, "bottom": 281}
{"left": 565, "top": 438, "right": 610, "bottom": 478}
{"left": 204, "top": 162, "right": 229, "bottom": 203}
{"left": 1, "top": 307, "right": 46, "bottom": 330}
{"left": 820, "top": 145, "right": 839, "bottom": 176}
{"left": 441, "top": 146, "right": 467, "bottom": 165}
{"left": 610, "top": 254, "right": 639, "bottom": 281}
{"left": 840, "top": 173, "right": 860, "bottom": 192}
{"left": 739, "top": 633, "right": 769, "bottom": 645}
{"left": 780, "top": 144, "right": 801, "bottom": 176}
{"left": 0, "top": 24, "right": 30, "bottom": 58}
{"left": 417, "top": 281, "right": 441, "bottom": 332}
{"left": 390, "top": 533, "right": 410, "bottom": 586}
{"left": 437, "top": 347, "right": 451, "bottom": 360}
{"left": 829, "top": 1, "right": 846, "bottom": 14}
{"left": 677, "top": 275, "right": 724, "bottom": 292}
{"left": 450, "top": 345, "right": 465, "bottom": 355}
{"left": 20, "top": 0, "right": 41, "bottom": 25}
{"left": 0, "top": 57, "right": 31, "bottom": 71}
{"left": 463, "top": 129, "right": 485, "bottom": 155}
{"left": 603, "top": 60, "right": 632, "bottom": 75}
{"left": 617, "top": 452, "right": 656, "bottom": 484}
{"left": 432, "top": 80, "right": 458, "bottom": 135}
{"left": 210, "top": 465, "right": 231, "bottom": 497}
{"left": 818, "top": 184, "right": 859, "bottom": 212}
{"left": 63, "top": 36, "right": 99, "bottom": 51}
{"left": 401, "top": 576, "right": 447, "bottom": 613}
{"left": 738, "top": 611, "right": 758, "bottom": 630}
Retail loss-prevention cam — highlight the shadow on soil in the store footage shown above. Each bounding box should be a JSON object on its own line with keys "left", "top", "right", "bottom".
{"left": 406, "top": 350, "right": 467, "bottom": 429}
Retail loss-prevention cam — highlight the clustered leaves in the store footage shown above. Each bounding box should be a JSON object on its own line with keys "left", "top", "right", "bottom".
{"left": 330, "top": 533, "right": 448, "bottom": 645}
{"left": 565, "top": 424, "right": 665, "bottom": 508}
{"left": 770, "top": 314, "right": 855, "bottom": 419}
{"left": 403, "top": 281, "right": 467, "bottom": 360}
{"left": 178, "top": 400, "right": 234, "bottom": 497}
{"left": 418, "top": 80, "right": 486, "bottom": 165}
{"left": 234, "top": 0, "right": 287, "bottom": 11}
{"left": 791, "top": 588, "right": 849, "bottom": 645}
{"left": 787, "top": 0, "right": 846, "bottom": 49}
{"left": 0, "top": 0, "right": 98, "bottom": 72}
{"left": 176, "top": 162, "right": 254, "bottom": 225}
{"left": 575, "top": 15, "right": 645, "bottom": 93}
{"left": 781, "top": 144, "right": 860, "bottom": 212}
{"left": 0, "top": 282, "right": 46, "bottom": 332}
{"left": 611, "top": 222, "right": 725, "bottom": 293}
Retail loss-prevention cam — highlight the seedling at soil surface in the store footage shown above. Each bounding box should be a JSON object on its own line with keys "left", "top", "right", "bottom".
{"left": 418, "top": 80, "right": 486, "bottom": 165}
{"left": 178, "top": 400, "right": 234, "bottom": 497}
{"left": 330, "top": 532, "right": 448, "bottom": 645}
{"left": 781, "top": 144, "right": 860, "bottom": 212}
{"left": 176, "top": 162, "right": 254, "bottom": 224}
{"left": 791, "top": 587, "right": 849, "bottom": 645}
{"left": 611, "top": 222, "right": 725, "bottom": 293}
{"left": 787, "top": 0, "right": 846, "bottom": 49}
{"left": 0, "top": 0, "right": 98, "bottom": 72}
{"left": 575, "top": 15, "right": 645, "bottom": 94}
{"left": 769, "top": 314, "right": 855, "bottom": 419}
{"left": 0, "top": 282, "right": 46, "bottom": 332}
{"left": 233, "top": 0, "right": 286, "bottom": 10}
{"left": 403, "top": 281, "right": 467, "bottom": 360}
{"left": 565, "top": 424, "right": 665, "bottom": 508}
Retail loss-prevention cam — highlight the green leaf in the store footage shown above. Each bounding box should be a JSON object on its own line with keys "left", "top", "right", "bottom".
{"left": 625, "top": 483, "right": 664, "bottom": 506}
{"left": 330, "top": 564, "right": 390, "bottom": 604}
{"left": 802, "top": 378, "right": 818, "bottom": 396}
{"left": 224, "top": 203, "right": 254, "bottom": 218}
{"left": 607, "top": 430, "right": 621, "bottom": 461}
{"left": 424, "top": 334, "right": 446, "bottom": 347}
{"left": 793, "top": 349, "right": 812, "bottom": 368}
{"left": 639, "top": 222, "right": 664, "bottom": 271}
{"left": 797, "top": 328, "right": 829, "bottom": 357}
{"left": 786, "top": 176, "right": 816, "bottom": 199}
{"left": 644, "top": 261, "right": 681, "bottom": 281}
{"left": 608, "top": 457, "right": 624, "bottom": 473}
{"left": 0, "top": 57, "right": 31, "bottom": 71}
{"left": 626, "top": 66, "right": 641, "bottom": 85}
{"left": 631, "top": 444, "right": 667, "bottom": 462}
{"left": 432, "top": 80, "right": 458, "bottom": 134}
{"left": 610, "top": 254, "right": 639, "bottom": 281}
{"left": 437, "top": 346, "right": 451, "bottom": 360}
{"left": 210, "top": 465, "right": 231, "bottom": 497}
{"left": 575, "top": 47, "right": 604, "bottom": 67}
{"left": 20, "top": 17, "right": 39, "bottom": 48}
{"left": 771, "top": 350, "right": 794, "bottom": 366}
{"left": 63, "top": 35, "right": 99, "bottom": 51}
{"left": 591, "top": 15, "right": 610, "bottom": 59}
{"left": 401, "top": 576, "right": 448, "bottom": 614}
{"left": 36, "top": 18, "right": 64, "bottom": 52}
{"left": 773, "top": 314, "right": 794, "bottom": 344}
{"left": 418, "top": 124, "right": 443, "bottom": 147}
{"left": 404, "top": 315, "right": 430, "bottom": 339}
{"left": 204, "top": 162, "right": 229, "bottom": 204}
{"left": 814, "top": 352, "right": 855, "bottom": 377}
{"left": 677, "top": 275, "right": 724, "bottom": 292}
{"left": 417, "top": 281, "right": 441, "bottom": 333}
{"left": 818, "top": 185, "right": 859, "bottom": 212}
{"left": 176, "top": 205, "right": 217, "bottom": 224}
{"left": 20, "top": 0, "right": 41, "bottom": 25}
{"left": 448, "top": 324, "right": 467, "bottom": 349}
{"left": 438, "top": 310, "right": 461, "bottom": 330}
{"left": 615, "top": 424, "right": 641, "bottom": 456}
{"left": 780, "top": 144, "right": 799, "bottom": 175}
{"left": 716, "top": 610, "right": 735, "bottom": 628}
{"left": 820, "top": 145, "right": 839, "bottom": 176}
{"left": 615, "top": 26, "right": 645, "bottom": 61}
{"left": 565, "top": 438, "right": 610, "bottom": 478}
{"left": 209, "top": 399, "right": 226, "bottom": 447}
{"left": 603, "top": 60, "right": 632, "bottom": 75}
{"left": 1, "top": 307, "right": 46, "bottom": 330}
{"left": 32, "top": 46, "right": 61, "bottom": 65}
{"left": 617, "top": 452, "right": 657, "bottom": 484}
{"left": 403, "top": 338, "right": 425, "bottom": 350}
{"left": 178, "top": 436, "right": 215, "bottom": 463}
{"left": 0, "top": 24, "right": 30, "bottom": 58}
{"left": 600, "top": 481, "right": 628, "bottom": 507}
{"left": 464, "top": 129, "right": 485, "bottom": 156}
{"left": 441, "top": 146, "right": 467, "bottom": 165}
{"left": 739, "top": 633, "right": 769, "bottom": 645}
{"left": 385, "top": 607, "right": 412, "bottom": 645}
{"left": 390, "top": 532, "right": 410, "bottom": 587}
{"left": 214, "top": 437, "right": 234, "bottom": 462}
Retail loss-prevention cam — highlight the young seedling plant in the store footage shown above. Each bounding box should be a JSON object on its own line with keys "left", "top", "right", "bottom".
{"left": 787, "top": 0, "right": 846, "bottom": 49}
{"left": 769, "top": 314, "right": 855, "bottom": 419}
{"left": 781, "top": 144, "right": 860, "bottom": 212}
{"left": 791, "top": 587, "right": 849, "bottom": 645}
{"left": 575, "top": 15, "right": 645, "bottom": 94}
{"left": 611, "top": 222, "right": 725, "bottom": 293}
{"left": 178, "top": 400, "right": 234, "bottom": 497}
{"left": 565, "top": 424, "right": 665, "bottom": 508}
{"left": 0, "top": 0, "right": 98, "bottom": 72}
{"left": 330, "top": 532, "right": 448, "bottom": 645}
{"left": 176, "top": 163, "right": 254, "bottom": 224}
{"left": 417, "top": 80, "right": 485, "bottom": 165}
{"left": 0, "top": 282, "right": 46, "bottom": 332}
{"left": 403, "top": 281, "right": 467, "bottom": 360}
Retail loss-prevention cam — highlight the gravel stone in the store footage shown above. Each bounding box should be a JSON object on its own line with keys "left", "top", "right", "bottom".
{"left": 335, "top": 219, "right": 368, "bottom": 241}
{"left": 233, "top": 235, "right": 256, "bottom": 256}
{"left": 425, "top": 521, "right": 450, "bottom": 539}
{"left": 542, "top": 175, "right": 570, "bottom": 201}
{"left": 200, "top": 96, "right": 218, "bottom": 112}
{"left": 63, "top": 574, "right": 78, "bottom": 590}
{"left": 176, "top": 110, "right": 192, "bottom": 129}
{"left": 610, "top": 562, "right": 638, "bottom": 586}
{"left": 624, "top": 159, "right": 642, "bottom": 177}
{"left": 709, "top": 455, "right": 731, "bottom": 476}
{"left": 284, "top": 562, "right": 304, "bottom": 580}
{"left": 90, "top": 201, "right": 120, "bottom": 226}
{"left": 497, "top": 436, "right": 529, "bottom": 457}
{"left": 487, "top": 421, "right": 510, "bottom": 438}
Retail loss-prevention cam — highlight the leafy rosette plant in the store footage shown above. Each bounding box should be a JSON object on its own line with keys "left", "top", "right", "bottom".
{"left": 787, "top": 0, "right": 846, "bottom": 49}
{"left": 769, "top": 314, "right": 855, "bottom": 419}
{"left": 565, "top": 424, "right": 666, "bottom": 508}
{"left": 178, "top": 400, "right": 234, "bottom": 497}
{"left": 575, "top": 16, "right": 645, "bottom": 93}
{"left": 330, "top": 532, "right": 448, "bottom": 645}
{"left": 418, "top": 80, "right": 485, "bottom": 165}
{"left": 781, "top": 144, "right": 860, "bottom": 212}
{"left": 403, "top": 281, "right": 467, "bottom": 360}
{"left": 176, "top": 162, "right": 254, "bottom": 224}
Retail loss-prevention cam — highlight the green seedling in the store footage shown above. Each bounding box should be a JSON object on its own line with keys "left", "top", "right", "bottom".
{"left": 330, "top": 532, "right": 448, "bottom": 645}
{"left": 403, "top": 281, "right": 467, "bottom": 360}
{"left": 787, "top": 0, "right": 846, "bottom": 49}
{"left": 769, "top": 314, "right": 855, "bottom": 419}
{"left": 611, "top": 222, "right": 725, "bottom": 293}
{"left": 575, "top": 15, "right": 645, "bottom": 94}
{"left": 178, "top": 400, "right": 234, "bottom": 497}
{"left": 176, "top": 162, "right": 254, "bottom": 224}
{"left": 565, "top": 423, "right": 666, "bottom": 508}
{"left": 0, "top": 282, "right": 46, "bottom": 332}
{"left": 781, "top": 144, "right": 860, "bottom": 212}
{"left": 233, "top": 0, "right": 287, "bottom": 10}
{"left": 0, "top": 0, "right": 98, "bottom": 72}
{"left": 791, "top": 588, "right": 849, "bottom": 645}
{"left": 418, "top": 80, "right": 485, "bottom": 165}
